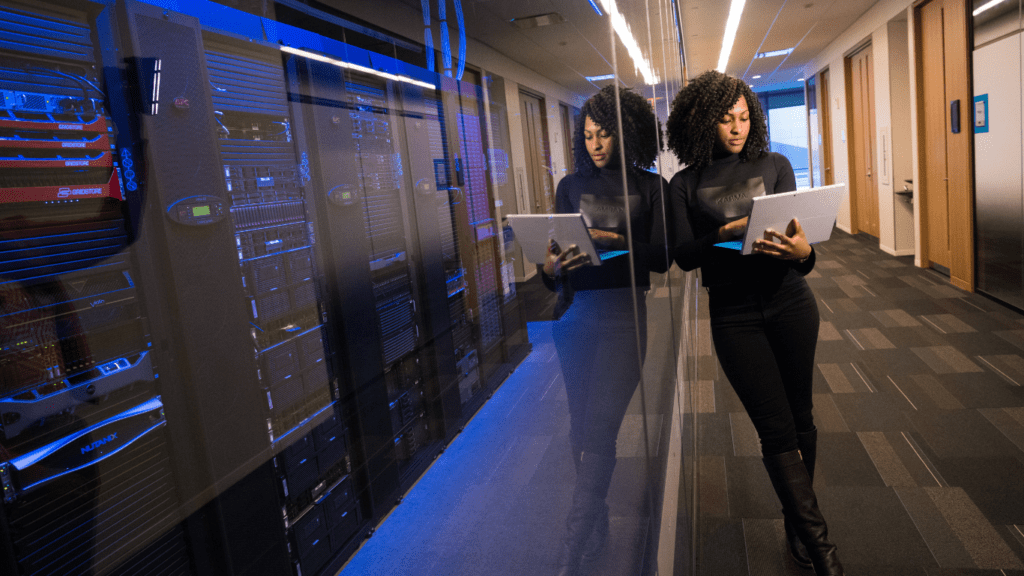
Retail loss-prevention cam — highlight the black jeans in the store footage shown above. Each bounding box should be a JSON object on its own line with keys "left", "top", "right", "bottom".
{"left": 708, "top": 274, "right": 819, "bottom": 456}
{"left": 553, "top": 288, "right": 647, "bottom": 459}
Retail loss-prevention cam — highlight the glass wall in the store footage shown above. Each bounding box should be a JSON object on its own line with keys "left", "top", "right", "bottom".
{"left": 0, "top": 0, "right": 695, "bottom": 575}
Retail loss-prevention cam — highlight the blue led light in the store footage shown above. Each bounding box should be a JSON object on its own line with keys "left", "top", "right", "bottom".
{"left": 588, "top": 0, "right": 604, "bottom": 16}
{"left": 12, "top": 397, "right": 164, "bottom": 471}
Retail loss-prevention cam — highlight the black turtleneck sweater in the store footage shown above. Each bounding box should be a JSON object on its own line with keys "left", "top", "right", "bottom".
{"left": 669, "top": 151, "right": 815, "bottom": 289}
{"left": 541, "top": 165, "right": 669, "bottom": 291}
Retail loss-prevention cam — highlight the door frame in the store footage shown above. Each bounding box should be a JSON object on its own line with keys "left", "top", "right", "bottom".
{"left": 818, "top": 68, "right": 835, "bottom": 187}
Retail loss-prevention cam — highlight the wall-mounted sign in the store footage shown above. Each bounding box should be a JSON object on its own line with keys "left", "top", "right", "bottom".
{"left": 974, "top": 94, "right": 989, "bottom": 134}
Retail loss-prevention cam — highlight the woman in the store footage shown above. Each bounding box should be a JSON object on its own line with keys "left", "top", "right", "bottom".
{"left": 541, "top": 85, "right": 667, "bottom": 576}
{"left": 665, "top": 70, "right": 844, "bottom": 576}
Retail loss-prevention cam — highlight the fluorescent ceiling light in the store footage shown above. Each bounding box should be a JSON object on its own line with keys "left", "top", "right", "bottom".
{"left": 280, "top": 45, "right": 436, "bottom": 90}
{"left": 717, "top": 0, "right": 746, "bottom": 73}
{"left": 973, "top": 0, "right": 1006, "bottom": 16}
{"left": 511, "top": 13, "right": 565, "bottom": 29}
{"left": 597, "top": 0, "right": 660, "bottom": 84}
{"left": 752, "top": 75, "right": 761, "bottom": 79}
{"left": 586, "top": 74, "right": 616, "bottom": 81}
{"left": 797, "top": 77, "right": 804, "bottom": 81}
{"left": 588, "top": 0, "right": 603, "bottom": 16}
{"left": 755, "top": 47, "right": 793, "bottom": 59}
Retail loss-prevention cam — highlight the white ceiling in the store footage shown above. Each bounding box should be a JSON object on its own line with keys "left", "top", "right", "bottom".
{"left": 331, "top": 0, "right": 884, "bottom": 96}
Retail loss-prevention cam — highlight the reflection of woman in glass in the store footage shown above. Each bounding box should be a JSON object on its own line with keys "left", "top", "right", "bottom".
{"left": 541, "top": 85, "right": 667, "bottom": 576}
{"left": 666, "top": 70, "right": 843, "bottom": 576}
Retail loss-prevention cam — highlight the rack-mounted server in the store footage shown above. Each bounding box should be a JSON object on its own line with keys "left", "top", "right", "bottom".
{"left": 0, "top": 1, "right": 188, "bottom": 574}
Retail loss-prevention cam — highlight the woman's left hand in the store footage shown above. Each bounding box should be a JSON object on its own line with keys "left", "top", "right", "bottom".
{"left": 753, "top": 217, "right": 812, "bottom": 261}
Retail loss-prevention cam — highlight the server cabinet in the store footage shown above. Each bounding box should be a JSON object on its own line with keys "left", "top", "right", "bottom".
{"left": 116, "top": 0, "right": 337, "bottom": 503}
{"left": 0, "top": 1, "right": 190, "bottom": 574}
{"left": 287, "top": 54, "right": 444, "bottom": 515}
{"left": 438, "top": 77, "right": 518, "bottom": 400}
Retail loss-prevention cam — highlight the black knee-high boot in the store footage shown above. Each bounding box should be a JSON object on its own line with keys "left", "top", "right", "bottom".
{"left": 556, "top": 451, "right": 616, "bottom": 576}
{"left": 567, "top": 443, "right": 610, "bottom": 565}
{"left": 785, "top": 428, "right": 818, "bottom": 568}
{"left": 763, "top": 450, "right": 844, "bottom": 576}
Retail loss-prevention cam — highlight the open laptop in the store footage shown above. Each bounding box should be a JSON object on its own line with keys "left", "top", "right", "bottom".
{"left": 506, "top": 213, "right": 629, "bottom": 266}
{"left": 714, "top": 183, "right": 847, "bottom": 255}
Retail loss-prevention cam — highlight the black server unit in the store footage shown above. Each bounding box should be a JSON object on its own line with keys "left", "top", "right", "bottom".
{"left": 394, "top": 84, "right": 471, "bottom": 445}
{"left": 440, "top": 77, "right": 510, "bottom": 400}
{"left": 484, "top": 90, "right": 530, "bottom": 374}
{"left": 0, "top": 1, "right": 189, "bottom": 574}
{"left": 116, "top": 0, "right": 338, "bottom": 505}
{"left": 287, "top": 54, "right": 446, "bottom": 518}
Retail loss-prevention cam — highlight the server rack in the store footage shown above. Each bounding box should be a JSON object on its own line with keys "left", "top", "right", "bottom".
{"left": 0, "top": 1, "right": 189, "bottom": 574}
{"left": 287, "top": 54, "right": 445, "bottom": 517}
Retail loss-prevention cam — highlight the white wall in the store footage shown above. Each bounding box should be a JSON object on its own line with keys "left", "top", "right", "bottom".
{"left": 888, "top": 17, "right": 915, "bottom": 254}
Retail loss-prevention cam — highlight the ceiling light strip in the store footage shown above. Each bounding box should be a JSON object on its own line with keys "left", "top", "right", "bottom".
{"left": 280, "top": 45, "right": 437, "bottom": 90}
{"left": 597, "top": 0, "right": 660, "bottom": 84}
{"left": 716, "top": 0, "right": 746, "bottom": 73}
{"left": 973, "top": 0, "right": 1006, "bottom": 16}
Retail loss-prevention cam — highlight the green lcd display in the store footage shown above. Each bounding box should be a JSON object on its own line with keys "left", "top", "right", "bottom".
{"left": 192, "top": 205, "right": 211, "bottom": 217}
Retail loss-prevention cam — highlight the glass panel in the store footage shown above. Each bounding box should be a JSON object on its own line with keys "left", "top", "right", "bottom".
{"left": 0, "top": 0, "right": 692, "bottom": 575}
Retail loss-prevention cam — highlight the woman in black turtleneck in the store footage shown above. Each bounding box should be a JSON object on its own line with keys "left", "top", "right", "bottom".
{"left": 666, "top": 70, "right": 844, "bottom": 576}
{"left": 541, "top": 86, "right": 667, "bottom": 576}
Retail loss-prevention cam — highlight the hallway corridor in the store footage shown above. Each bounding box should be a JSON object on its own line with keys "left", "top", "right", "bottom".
{"left": 696, "top": 231, "right": 1024, "bottom": 576}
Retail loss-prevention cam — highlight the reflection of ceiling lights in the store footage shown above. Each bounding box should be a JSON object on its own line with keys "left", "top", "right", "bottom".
{"left": 279, "top": 45, "right": 437, "bottom": 90}
{"left": 596, "top": 0, "right": 660, "bottom": 84}
{"left": 755, "top": 47, "right": 793, "bottom": 59}
{"left": 717, "top": 0, "right": 746, "bottom": 73}
{"left": 586, "top": 74, "right": 616, "bottom": 82}
{"left": 752, "top": 75, "right": 761, "bottom": 79}
{"left": 510, "top": 13, "right": 566, "bottom": 29}
{"left": 973, "top": 0, "right": 1006, "bottom": 16}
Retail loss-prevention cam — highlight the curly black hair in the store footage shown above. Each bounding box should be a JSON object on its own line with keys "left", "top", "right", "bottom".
{"left": 573, "top": 85, "right": 660, "bottom": 177}
{"left": 665, "top": 70, "right": 769, "bottom": 171}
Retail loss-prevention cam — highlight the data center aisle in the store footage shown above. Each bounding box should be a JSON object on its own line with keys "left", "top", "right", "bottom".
{"left": 339, "top": 275, "right": 674, "bottom": 576}
{"left": 695, "top": 230, "right": 1024, "bottom": 576}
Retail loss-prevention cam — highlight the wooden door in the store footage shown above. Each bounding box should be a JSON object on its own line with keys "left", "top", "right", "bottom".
{"left": 819, "top": 69, "right": 835, "bottom": 185}
{"left": 560, "top": 103, "right": 575, "bottom": 175}
{"left": 918, "top": 0, "right": 952, "bottom": 271}
{"left": 846, "top": 45, "right": 880, "bottom": 237}
{"left": 519, "top": 92, "right": 554, "bottom": 214}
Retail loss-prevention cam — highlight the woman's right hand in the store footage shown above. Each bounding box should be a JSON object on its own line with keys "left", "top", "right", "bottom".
{"left": 543, "top": 239, "right": 591, "bottom": 277}
{"left": 718, "top": 216, "right": 749, "bottom": 242}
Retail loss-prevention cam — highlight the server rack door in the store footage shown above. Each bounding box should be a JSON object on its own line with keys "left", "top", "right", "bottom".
{"left": 287, "top": 56, "right": 402, "bottom": 516}
{"left": 288, "top": 54, "right": 448, "bottom": 517}
{"left": 0, "top": 1, "right": 190, "bottom": 574}
{"left": 116, "top": 0, "right": 280, "bottom": 508}
{"left": 438, "top": 76, "right": 509, "bottom": 401}
{"left": 397, "top": 83, "right": 466, "bottom": 443}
